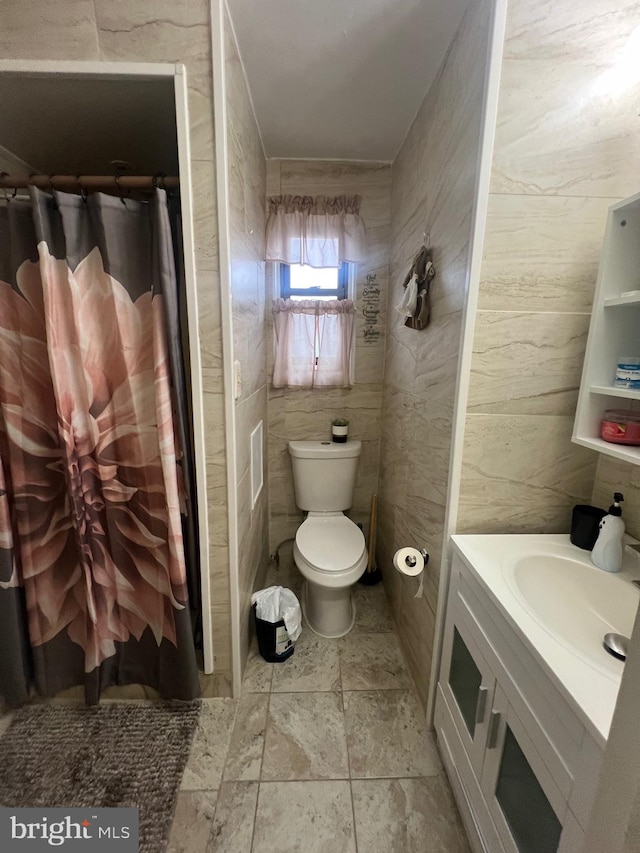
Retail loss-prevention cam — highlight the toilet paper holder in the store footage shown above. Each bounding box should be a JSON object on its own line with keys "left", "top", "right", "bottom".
{"left": 405, "top": 549, "right": 429, "bottom": 568}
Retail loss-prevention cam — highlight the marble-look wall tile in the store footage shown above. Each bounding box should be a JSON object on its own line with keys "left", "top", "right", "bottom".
{"left": 202, "top": 390, "right": 226, "bottom": 459}
{"left": 468, "top": 311, "right": 591, "bottom": 416}
{"left": 379, "top": 0, "right": 492, "bottom": 712}
{"left": 411, "top": 310, "right": 464, "bottom": 401}
{"left": 224, "top": 8, "right": 269, "bottom": 683}
{"left": 491, "top": 61, "right": 640, "bottom": 199}
{"left": 188, "top": 74, "right": 216, "bottom": 163}
{"left": 277, "top": 160, "right": 391, "bottom": 201}
{"left": 265, "top": 160, "right": 280, "bottom": 197}
{"left": 197, "top": 269, "right": 224, "bottom": 383}
{"left": 478, "top": 194, "right": 614, "bottom": 313}
{"left": 191, "top": 159, "right": 219, "bottom": 272}
{"left": 207, "top": 457, "right": 228, "bottom": 542}
{"left": 95, "top": 0, "right": 212, "bottom": 74}
{"left": 0, "top": 0, "right": 99, "bottom": 59}
{"left": 502, "top": 0, "right": 640, "bottom": 60}
{"left": 211, "top": 606, "right": 233, "bottom": 674}
{"left": 490, "top": 1, "right": 640, "bottom": 199}
{"left": 458, "top": 413, "right": 597, "bottom": 533}
{"left": 592, "top": 456, "right": 640, "bottom": 541}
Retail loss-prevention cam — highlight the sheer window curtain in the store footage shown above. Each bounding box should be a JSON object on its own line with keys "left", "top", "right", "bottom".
{"left": 272, "top": 298, "right": 356, "bottom": 388}
{"left": 266, "top": 195, "right": 365, "bottom": 389}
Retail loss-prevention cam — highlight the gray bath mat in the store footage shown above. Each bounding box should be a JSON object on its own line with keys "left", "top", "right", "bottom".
{"left": 0, "top": 701, "right": 200, "bottom": 852}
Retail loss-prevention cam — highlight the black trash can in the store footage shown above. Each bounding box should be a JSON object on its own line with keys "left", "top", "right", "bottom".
{"left": 253, "top": 603, "right": 295, "bottom": 662}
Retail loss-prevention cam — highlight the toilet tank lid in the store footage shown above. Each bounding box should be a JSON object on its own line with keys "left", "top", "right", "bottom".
{"left": 288, "top": 440, "right": 362, "bottom": 459}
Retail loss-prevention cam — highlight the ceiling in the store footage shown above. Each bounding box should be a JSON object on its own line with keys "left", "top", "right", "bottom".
{"left": 226, "top": 0, "right": 470, "bottom": 161}
{"left": 0, "top": 76, "right": 178, "bottom": 176}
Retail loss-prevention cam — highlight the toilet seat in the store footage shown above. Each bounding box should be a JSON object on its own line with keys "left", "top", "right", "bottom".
{"left": 295, "top": 515, "right": 366, "bottom": 573}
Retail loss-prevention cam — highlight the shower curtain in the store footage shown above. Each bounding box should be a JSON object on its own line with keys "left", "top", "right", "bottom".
{"left": 0, "top": 187, "right": 200, "bottom": 705}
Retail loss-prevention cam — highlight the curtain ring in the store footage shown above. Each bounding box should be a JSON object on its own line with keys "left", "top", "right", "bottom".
{"left": 76, "top": 174, "right": 88, "bottom": 203}
{"left": 48, "top": 174, "right": 56, "bottom": 194}
{"left": 115, "top": 172, "right": 128, "bottom": 206}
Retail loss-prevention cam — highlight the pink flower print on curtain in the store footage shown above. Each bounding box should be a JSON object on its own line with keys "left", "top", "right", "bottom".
{"left": 0, "top": 260, "right": 75, "bottom": 603}
{"left": 35, "top": 243, "right": 190, "bottom": 673}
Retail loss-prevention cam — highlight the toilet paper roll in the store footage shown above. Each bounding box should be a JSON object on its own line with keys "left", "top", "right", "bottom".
{"left": 393, "top": 547, "right": 424, "bottom": 576}
{"left": 393, "top": 547, "right": 425, "bottom": 599}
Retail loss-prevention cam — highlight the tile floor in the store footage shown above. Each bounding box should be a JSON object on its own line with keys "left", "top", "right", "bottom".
{"left": 169, "top": 561, "right": 470, "bottom": 853}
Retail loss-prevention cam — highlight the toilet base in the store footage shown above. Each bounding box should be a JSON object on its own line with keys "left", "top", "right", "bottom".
{"left": 302, "top": 580, "right": 356, "bottom": 638}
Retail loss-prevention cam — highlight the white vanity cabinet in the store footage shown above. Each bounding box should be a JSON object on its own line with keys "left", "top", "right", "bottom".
{"left": 435, "top": 546, "right": 606, "bottom": 853}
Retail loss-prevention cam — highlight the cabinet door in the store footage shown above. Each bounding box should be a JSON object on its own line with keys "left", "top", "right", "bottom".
{"left": 481, "top": 685, "right": 566, "bottom": 853}
{"left": 440, "top": 612, "right": 496, "bottom": 774}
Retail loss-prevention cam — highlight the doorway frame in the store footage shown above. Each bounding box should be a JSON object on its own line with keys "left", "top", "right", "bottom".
{"left": 0, "top": 59, "right": 214, "bottom": 673}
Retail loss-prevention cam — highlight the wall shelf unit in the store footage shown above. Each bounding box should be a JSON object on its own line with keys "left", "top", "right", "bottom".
{"left": 573, "top": 191, "right": 640, "bottom": 465}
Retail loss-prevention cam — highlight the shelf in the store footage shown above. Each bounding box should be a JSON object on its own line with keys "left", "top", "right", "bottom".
{"left": 603, "top": 293, "right": 640, "bottom": 308}
{"left": 573, "top": 435, "right": 640, "bottom": 464}
{"left": 590, "top": 384, "right": 640, "bottom": 401}
{"left": 573, "top": 191, "right": 640, "bottom": 467}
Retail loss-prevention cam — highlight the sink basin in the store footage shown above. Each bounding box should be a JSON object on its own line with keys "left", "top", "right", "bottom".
{"left": 507, "top": 547, "right": 640, "bottom": 676}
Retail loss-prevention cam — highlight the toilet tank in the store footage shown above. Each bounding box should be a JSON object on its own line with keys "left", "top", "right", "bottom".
{"left": 288, "top": 440, "right": 361, "bottom": 511}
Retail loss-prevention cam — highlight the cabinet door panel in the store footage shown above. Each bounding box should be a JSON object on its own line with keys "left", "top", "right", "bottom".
{"left": 441, "top": 609, "right": 495, "bottom": 774}
{"left": 481, "top": 686, "right": 566, "bottom": 853}
{"left": 456, "top": 566, "right": 581, "bottom": 797}
{"left": 450, "top": 626, "right": 485, "bottom": 736}
{"left": 435, "top": 687, "right": 507, "bottom": 853}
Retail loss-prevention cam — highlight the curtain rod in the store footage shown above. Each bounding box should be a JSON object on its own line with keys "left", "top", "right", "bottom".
{"left": 0, "top": 173, "right": 179, "bottom": 192}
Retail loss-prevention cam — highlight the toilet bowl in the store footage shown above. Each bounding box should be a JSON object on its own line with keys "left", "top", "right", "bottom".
{"left": 293, "top": 513, "right": 367, "bottom": 637}
{"left": 288, "top": 440, "right": 366, "bottom": 638}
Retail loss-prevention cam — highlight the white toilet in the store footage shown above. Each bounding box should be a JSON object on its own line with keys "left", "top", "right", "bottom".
{"left": 288, "top": 439, "right": 367, "bottom": 638}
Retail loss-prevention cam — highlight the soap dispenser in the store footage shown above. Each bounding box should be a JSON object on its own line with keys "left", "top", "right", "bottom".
{"left": 591, "top": 492, "right": 625, "bottom": 573}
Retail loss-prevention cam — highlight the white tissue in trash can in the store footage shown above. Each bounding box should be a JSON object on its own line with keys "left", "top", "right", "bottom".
{"left": 251, "top": 586, "right": 302, "bottom": 641}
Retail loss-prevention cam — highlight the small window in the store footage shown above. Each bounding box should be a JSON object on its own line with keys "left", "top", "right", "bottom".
{"left": 280, "top": 263, "right": 349, "bottom": 301}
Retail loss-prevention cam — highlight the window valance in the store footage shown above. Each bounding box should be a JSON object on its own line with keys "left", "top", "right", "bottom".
{"left": 265, "top": 195, "right": 366, "bottom": 268}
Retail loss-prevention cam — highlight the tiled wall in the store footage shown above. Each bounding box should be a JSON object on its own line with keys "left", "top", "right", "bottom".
{"left": 592, "top": 460, "right": 640, "bottom": 541}
{"left": 223, "top": 8, "right": 269, "bottom": 672}
{"left": 266, "top": 160, "right": 391, "bottom": 549}
{"left": 378, "top": 0, "right": 493, "bottom": 710}
{"left": 457, "top": 0, "right": 640, "bottom": 539}
{"left": 0, "top": 0, "right": 232, "bottom": 691}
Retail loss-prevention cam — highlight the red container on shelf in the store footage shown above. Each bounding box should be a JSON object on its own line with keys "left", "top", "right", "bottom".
{"left": 600, "top": 409, "right": 640, "bottom": 445}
